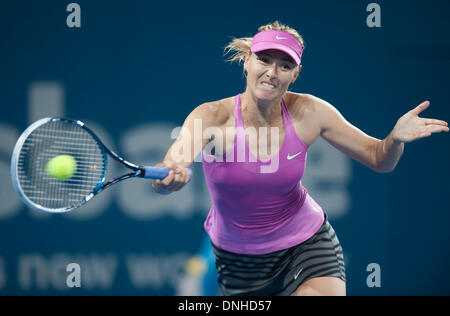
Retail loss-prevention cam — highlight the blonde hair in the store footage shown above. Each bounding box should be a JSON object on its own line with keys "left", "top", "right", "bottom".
{"left": 224, "top": 21, "right": 305, "bottom": 65}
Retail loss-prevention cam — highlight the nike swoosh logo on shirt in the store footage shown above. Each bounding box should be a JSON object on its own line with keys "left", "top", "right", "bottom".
{"left": 276, "top": 36, "right": 288, "bottom": 40}
{"left": 294, "top": 268, "right": 303, "bottom": 280}
{"left": 287, "top": 152, "right": 302, "bottom": 160}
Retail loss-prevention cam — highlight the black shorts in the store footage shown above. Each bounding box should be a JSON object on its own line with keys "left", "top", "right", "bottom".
{"left": 211, "top": 212, "right": 346, "bottom": 296}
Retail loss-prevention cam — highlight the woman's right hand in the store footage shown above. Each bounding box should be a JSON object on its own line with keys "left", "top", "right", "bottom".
{"left": 151, "top": 161, "right": 191, "bottom": 195}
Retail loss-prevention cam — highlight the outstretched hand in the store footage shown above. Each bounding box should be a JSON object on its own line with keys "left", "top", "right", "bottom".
{"left": 391, "top": 101, "right": 449, "bottom": 143}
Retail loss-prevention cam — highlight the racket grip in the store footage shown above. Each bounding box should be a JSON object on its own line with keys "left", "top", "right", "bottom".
{"left": 142, "top": 166, "right": 192, "bottom": 182}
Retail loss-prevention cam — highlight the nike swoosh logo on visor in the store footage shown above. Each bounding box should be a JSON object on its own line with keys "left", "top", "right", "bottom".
{"left": 287, "top": 152, "right": 302, "bottom": 160}
{"left": 275, "top": 36, "right": 288, "bottom": 40}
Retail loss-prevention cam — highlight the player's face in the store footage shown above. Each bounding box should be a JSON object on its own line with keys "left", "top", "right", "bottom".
{"left": 244, "top": 50, "right": 301, "bottom": 100}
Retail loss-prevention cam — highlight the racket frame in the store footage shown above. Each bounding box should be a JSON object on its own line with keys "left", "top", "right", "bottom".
{"left": 11, "top": 118, "right": 141, "bottom": 213}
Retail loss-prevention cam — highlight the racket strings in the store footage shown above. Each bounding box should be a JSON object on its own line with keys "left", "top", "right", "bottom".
{"left": 17, "top": 120, "right": 106, "bottom": 211}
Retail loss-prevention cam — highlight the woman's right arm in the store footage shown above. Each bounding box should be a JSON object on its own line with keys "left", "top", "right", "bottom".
{"left": 152, "top": 101, "right": 228, "bottom": 194}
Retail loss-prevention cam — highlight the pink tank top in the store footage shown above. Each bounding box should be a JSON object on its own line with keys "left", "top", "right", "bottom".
{"left": 202, "top": 94, "right": 325, "bottom": 254}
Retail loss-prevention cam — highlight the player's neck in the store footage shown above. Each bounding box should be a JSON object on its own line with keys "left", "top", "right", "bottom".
{"left": 240, "top": 91, "right": 283, "bottom": 126}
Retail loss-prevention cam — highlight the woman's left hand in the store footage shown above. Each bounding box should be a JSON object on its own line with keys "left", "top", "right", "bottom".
{"left": 391, "top": 101, "right": 449, "bottom": 143}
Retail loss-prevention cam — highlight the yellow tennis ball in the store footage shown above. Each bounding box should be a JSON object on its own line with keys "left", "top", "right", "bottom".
{"left": 46, "top": 155, "right": 77, "bottom": 180}
{"left": 185, "top": 255, "right": 207, "bottom": 276}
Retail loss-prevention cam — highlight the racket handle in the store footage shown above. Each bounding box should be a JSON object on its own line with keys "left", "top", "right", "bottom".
{"left": 142, "top": 166, "right": 192, "bottom": 182}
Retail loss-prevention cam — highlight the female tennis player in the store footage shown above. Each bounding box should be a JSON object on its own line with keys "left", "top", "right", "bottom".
{"left": 152, "top": 21, "right": 449, "bottom": 296}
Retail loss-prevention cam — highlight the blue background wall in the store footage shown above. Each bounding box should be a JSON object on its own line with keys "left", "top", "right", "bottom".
{"left": 1, "top": 0, "right": 449, "bottom": 295}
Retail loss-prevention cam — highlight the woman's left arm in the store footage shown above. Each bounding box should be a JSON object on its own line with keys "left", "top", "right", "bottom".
{"left": 310, "top": 96, "right": 448, "bottom": 173}
{"left": 375, "top": 101, "right": 448, "bottom": 172}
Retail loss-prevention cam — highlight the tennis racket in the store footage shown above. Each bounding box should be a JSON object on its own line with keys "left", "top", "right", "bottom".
{"left": 10, "top": 117, "right": 191, "bottom": 213}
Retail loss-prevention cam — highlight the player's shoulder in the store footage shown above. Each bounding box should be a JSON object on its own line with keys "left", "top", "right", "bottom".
{"left": 285, "top": 91, "right": 330, "bottom": 108}
{"left": 285, "top": 92, "right": 340, "bottom": 130}
{"left": 193, "top": 96, "right": 234, "bottom": 126}
{"left": 284, "top": 92, "right": 326, "bottom": 119}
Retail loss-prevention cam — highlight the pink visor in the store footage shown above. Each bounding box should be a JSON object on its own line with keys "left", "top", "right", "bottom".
{"left": 251, "top": 30, "right": 303, "bottom": 65}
